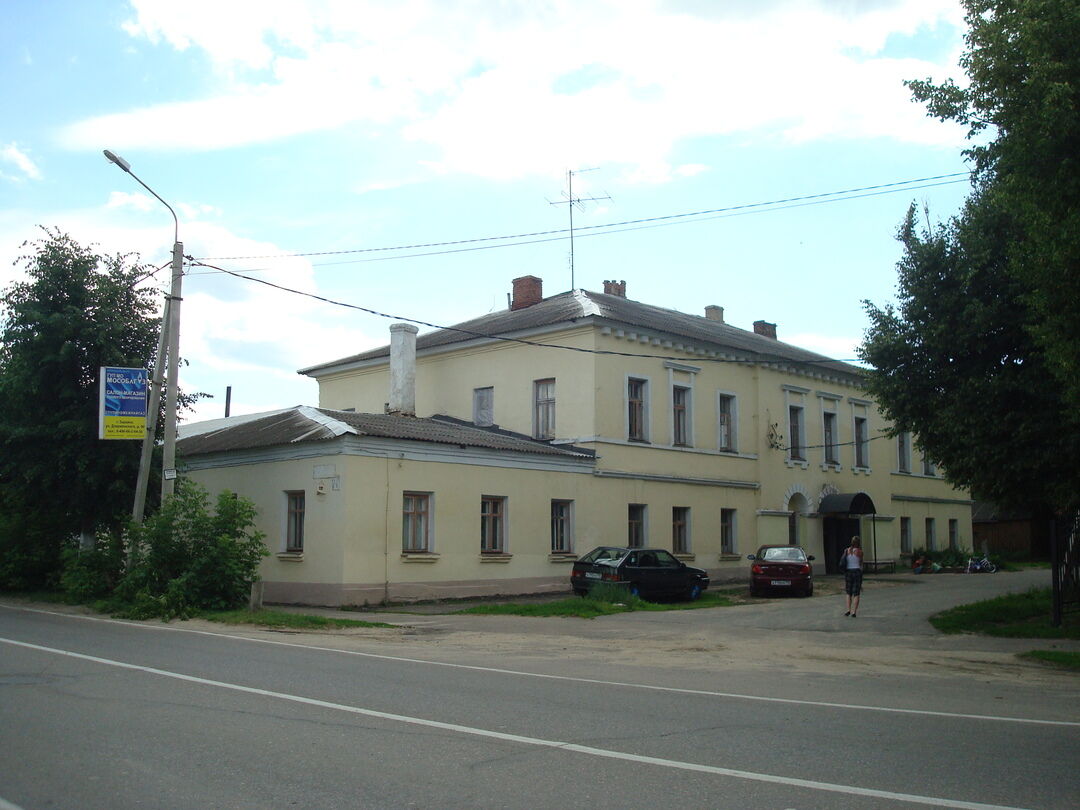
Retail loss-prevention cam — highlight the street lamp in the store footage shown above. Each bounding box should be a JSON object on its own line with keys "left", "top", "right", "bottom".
{"left": 104, "top": 149, "right": 184, "bottom": 519}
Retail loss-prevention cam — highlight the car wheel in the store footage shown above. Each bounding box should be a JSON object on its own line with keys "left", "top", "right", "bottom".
{"left": 687, "top": 583, "right": 702, "bottom": 601}
{"left": 803, "top": 582, "right": 814, "bottom": 597}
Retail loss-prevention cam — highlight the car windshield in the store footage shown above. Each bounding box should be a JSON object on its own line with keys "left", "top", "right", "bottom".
{"left": 761, "top": 547, "right": 807, "bottom": 562}
{"left": 580, "top": 547, "right": 630, "bottom": 565}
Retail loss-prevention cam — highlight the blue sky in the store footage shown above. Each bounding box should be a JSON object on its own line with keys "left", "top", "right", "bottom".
{"left": 1, "top": 0, "right": 973, "bottom": 423}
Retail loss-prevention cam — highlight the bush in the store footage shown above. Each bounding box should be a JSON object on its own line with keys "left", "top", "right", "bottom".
{"left": 59, "top": 530, "right": 125, "bottom": 600}
{"left": 110, "top": 480, "right": 267, "bottom": 619}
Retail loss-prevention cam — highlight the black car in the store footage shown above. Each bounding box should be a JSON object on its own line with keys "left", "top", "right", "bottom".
{"left": 570, "top": 546, "right": 710, "bottom": 601}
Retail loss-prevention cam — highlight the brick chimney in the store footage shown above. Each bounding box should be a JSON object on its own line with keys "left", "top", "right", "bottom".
{"left": 753, "top": 320, "right": 777, "bottom": 339}
{"left": 387, "top": 322, "right": 418, "bottom": 415}
{"left": 511, "top": 276, "right": 543, "bottom": 310}
{"left": 603, "top": 279, "right": 626, "bottom": 298}
{"left": 704, "top": 305, "right": 724, "bottom": 323}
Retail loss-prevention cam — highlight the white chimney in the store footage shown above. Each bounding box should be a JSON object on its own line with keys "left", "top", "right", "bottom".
{"left": 388, "top": 323, "right": 418, "bottom": 415}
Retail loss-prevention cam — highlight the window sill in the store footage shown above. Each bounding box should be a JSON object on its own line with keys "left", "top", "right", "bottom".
{"left": 480, "top": 553, "right": 513, "bottom": 563}
{"left": 719, "top": 553, "right": 741, "bottom": 562}
{"left": 785, "top": 458, "right": 809, "bottom": 469}
{"left": 852, "top": 466, "right": 872, "bottom": 475}
{"left": 401, "top": 552, "right": 440, "bottom": 562}
{"left": 820, "top": 462, "right": 841, "bottom": 472}
{"left": 277, "top": 552, "right": 304, "bottom": 562}
{"left": 548, "top": 553, "right": 578, "bottom": 563}
{"left": 673, "top": 552, "right": 695, "bottom": 562}
{"left": 627, "top": 437, "right": 651, "bottom": 444}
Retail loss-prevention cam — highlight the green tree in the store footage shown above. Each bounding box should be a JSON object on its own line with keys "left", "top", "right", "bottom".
{"left": 861, "top": 0, "right": 1080, "bottom": 515}
{"left": 0, "top": 229, "right": 161, "bottom": 588}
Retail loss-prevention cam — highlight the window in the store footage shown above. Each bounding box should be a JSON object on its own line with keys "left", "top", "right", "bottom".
{"left": 533, "top": 378, "right": 555, "bottom": 439}
{"left": 897, "top": 432, "right": 911, "bottom": 473}
{"left": 949, "top": 519, "right": 959, "bottom": 551}
{"left": 854, "top": 416, "right": 869, "bottom": 469}
{"left": 402, "top": 492, "right": 431, "bottom": 552}
{"left": 672, "top": 385, "right": 690, "bottom": 446}
{"left": 721, "top": 508, "right": 736, "bottom": 554}
{"left": 922, "top": 456, "right": 936, "bottom": 477}
{"left": 925, "top": 517, "right": 937, "bottom": 551}
{"left": 473, "top": 387, "right": 494, "bottom": 427}
{"left": 628, "top": 504, "right": 647, "bottom": 548}
{"left": 717, "top": 394, "right": 736, "bottom": 452}
{"left": 285, "top": 491, "right": 305, "bottom": 553}
{"left": 480, "top": 496, "right": 505, "bottom": 553}
{"left": 788, "top": 405, "right": 805, "bottom": 461}
{"left": 823, "top": 410, "right": 839, "bottom": 465}
{"left": 627, "top": 378, "right": 648, "bottom": 441}
{"left": 672, "top": 507, "right": 690, "bottom": 553}
{"left": 550, "top": 500, "right": 574, "bottom": 553}
{"left": 900, "top": 516, "right": 912, "bottom": 554}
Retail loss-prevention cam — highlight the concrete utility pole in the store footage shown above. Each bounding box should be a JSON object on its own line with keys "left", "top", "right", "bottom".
{"left": 104, "top": 150, "right": 184, "bottom": 519}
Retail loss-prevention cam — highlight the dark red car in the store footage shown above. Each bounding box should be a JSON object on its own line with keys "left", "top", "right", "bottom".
{"left": 747, "top": 545, "right": 815, "bottom": 597}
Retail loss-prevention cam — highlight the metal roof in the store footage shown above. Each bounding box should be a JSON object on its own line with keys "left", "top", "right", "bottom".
{"left": 176, "top": 406, "right": 594, "bottom": 458}
{"left": 298, "top": 288, "right": 860, "bottom": 378}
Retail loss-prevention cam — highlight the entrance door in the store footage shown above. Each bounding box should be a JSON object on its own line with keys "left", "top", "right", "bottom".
{"left": 823, "top": 517, "right": 860, "bottom": 573}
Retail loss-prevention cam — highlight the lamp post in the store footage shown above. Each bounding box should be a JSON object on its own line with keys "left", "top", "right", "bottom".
{"left": 104, "top": 150, "right": 184, "bottom": 519}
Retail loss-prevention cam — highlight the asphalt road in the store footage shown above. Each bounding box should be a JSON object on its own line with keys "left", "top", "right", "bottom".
{"left": 1, "top": 570, "right": 1077, "bottom": 810}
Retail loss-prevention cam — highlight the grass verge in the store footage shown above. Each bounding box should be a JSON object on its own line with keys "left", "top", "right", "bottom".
{"left": 929, "top": 587, "right": 1080, "bottom": 639}
{"left": 455, "top": 587, "right": 738, "bottom": 618}
{"left": 199, "top": 608, "right": 396, "bottom": 630}
{"left": 1018, "top": 650, "right": 1080, "bottom": 671}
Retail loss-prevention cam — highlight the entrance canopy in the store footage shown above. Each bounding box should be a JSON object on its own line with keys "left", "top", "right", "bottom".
{"left": 818, "top": 492, "right": 877, "bottom": 515}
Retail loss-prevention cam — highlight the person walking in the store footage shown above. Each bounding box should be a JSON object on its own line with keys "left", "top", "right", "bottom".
{"left": 842, "top": 536, "right": 864, "bottom": 617}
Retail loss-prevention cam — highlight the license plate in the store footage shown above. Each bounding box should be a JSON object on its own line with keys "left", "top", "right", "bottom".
{"left": 585, "top": 572, "right": 601, "bottom": 579}
{"left": 770, "top": 579, "right": 791, "bottom": 586}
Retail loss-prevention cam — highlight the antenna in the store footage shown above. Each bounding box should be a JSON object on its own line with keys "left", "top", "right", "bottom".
{"left": 548, "top": 168, "right": 610, "bottom": 290}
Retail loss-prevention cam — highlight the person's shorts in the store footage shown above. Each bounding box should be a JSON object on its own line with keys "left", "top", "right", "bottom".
{"left": 844, "top": 569, "right": 863, "bottom": 596}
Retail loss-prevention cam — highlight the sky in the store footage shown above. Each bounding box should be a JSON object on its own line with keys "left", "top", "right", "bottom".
{"left": 0, "top": 0, "right": 975, "bottom": 424}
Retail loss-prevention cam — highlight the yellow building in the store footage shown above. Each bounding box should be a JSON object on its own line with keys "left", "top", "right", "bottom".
{"left": 179, "top": 276, "right": 971, "bottom": 605}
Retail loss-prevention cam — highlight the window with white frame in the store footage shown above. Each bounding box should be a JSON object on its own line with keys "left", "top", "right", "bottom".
{"left": 788, "top": 405, "right": 805, "bottom": 461}
{"left": 672, "top": 385, "right": 691, "bottom": 446}
{"left": 925, "top": 517, "right": 937, "bottom": 551}
{"left": 720, "top": 508, "right": 736, "bottom": 554}
{"left": 949, "top": 518, "right": 959, "bottom": 551}
{"left": 922, "top": 455, "right": 937, "bottom": 477}
{"left": 480, "top": 496, "right": 506, "bottom": 553}
{"left": 672, "top": 507, "right": 690, "bottom": 553}
{"left": 853, "top": 415, "right": 869, "bottom": 469}
{"left": 822, "top": 409, "right": 839, "bottom": 466}
{"left": 900, "top": 516, "right": 912, "bottom": 554}
{"left": 402, "top": 492, "right": 432, "bottom": 552}
{"left": 897, "top": 431, "right": 912, "bottom": 473}
{"left": 628, "top": 504, "right": 647, "bottom": 547}
{"left": 627, "top": 377, "right": 648, "bottom": 442}
{"left": 717, "top": 393, "right": 737, "bottom": 452}
{"left": 550, "top": 500, "right": 574, "bottom": 553}
{"left": 533, "top": 378, "right": 555, "bottom": 439}
{"left": 473, "top": 387, "right": 494, "bottom": 427}
{"left": 285, "top": 491, "right": 305, "bottom": 553}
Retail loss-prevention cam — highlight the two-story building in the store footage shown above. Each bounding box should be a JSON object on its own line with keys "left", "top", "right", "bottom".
{"left": 179, "top": 276, "right": 972, "bottom": 605}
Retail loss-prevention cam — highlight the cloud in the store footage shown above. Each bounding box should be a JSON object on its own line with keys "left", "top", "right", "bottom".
{"left": 59, "top": 0, "right": 966, "bottom": 181}
{"left": 1, "top": 143, "right": 42, "bottom": 181}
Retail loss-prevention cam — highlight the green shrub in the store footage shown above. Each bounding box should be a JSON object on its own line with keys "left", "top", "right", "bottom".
{"left": 111, "top": 480, "right": 267, "bottom": 619}
{"left": 59, "top": 530, "right": 125, "bottom": 600}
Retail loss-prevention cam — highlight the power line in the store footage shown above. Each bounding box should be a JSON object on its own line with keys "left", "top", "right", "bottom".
{"left": 193, "top": 172, "right": 969, "bottom": 262}
{"left": 187, "top": 257, "right": 867, "bottom": 370}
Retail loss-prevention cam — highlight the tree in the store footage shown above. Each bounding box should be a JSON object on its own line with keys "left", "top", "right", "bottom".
{"left": 861, "top": 0, "right": 1080, "bottom": 515}
{"left": 0, "top": 229, "right": 161, "bottom": 588}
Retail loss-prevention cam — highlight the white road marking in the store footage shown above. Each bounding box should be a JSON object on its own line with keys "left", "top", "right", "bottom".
{"left": 0, "top": 636, "right": 1031, "bottom": 810}
{"left": 2, "top": 602, "right": 1078, "bottom": 729}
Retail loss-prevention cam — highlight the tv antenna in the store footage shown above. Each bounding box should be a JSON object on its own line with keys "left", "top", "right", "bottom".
{"left": 548, "top": 168, "right": 610, "bottom": 290}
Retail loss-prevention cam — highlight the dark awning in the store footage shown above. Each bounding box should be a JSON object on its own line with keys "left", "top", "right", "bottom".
{"left": 818, "top": 492, "right": 877, "bottom": 515}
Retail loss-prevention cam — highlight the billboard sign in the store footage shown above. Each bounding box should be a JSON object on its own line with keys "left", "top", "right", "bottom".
{"left": 99, "top": 366, "right": 148, "bottom": 440}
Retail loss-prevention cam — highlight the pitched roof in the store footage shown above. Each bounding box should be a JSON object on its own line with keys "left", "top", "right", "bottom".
{"left": 177, "top": 405, "right": 594, "bottom": 458}
{"left": 298, "top": 288, "right": 859, "bottom": 378}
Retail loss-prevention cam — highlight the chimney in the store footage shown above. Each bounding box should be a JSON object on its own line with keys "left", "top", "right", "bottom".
{"left": 603, "top": 279, "right": 626, "bottom": 298}
{"left": 388, "top": 322, "right": 418, "bottom": 415}
{"left": 704, "top": 305, "right": 724, "bottom": 323}
{"left": 511, "top": 275, "right": 543, "bottom": 310}
{"left": 753, "top": 320, "right": 777, "bottom": 340}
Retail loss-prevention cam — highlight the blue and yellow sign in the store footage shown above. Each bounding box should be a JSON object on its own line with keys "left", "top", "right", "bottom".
{"left": 99, "top": 367, "right": 148, "bottom": 440}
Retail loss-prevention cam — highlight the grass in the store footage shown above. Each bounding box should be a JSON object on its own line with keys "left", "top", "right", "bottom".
{"left": 454, "top": 586, "right": 739, "bottom": 618}
{"left": 199, "top": 608, "right": 396, "bottom": 630}
{"left": 1018, "top": 650, "right": 1080, "bottom": 670}
{"left": 930, "top": 587, "right": 1080, "bottom": 640}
